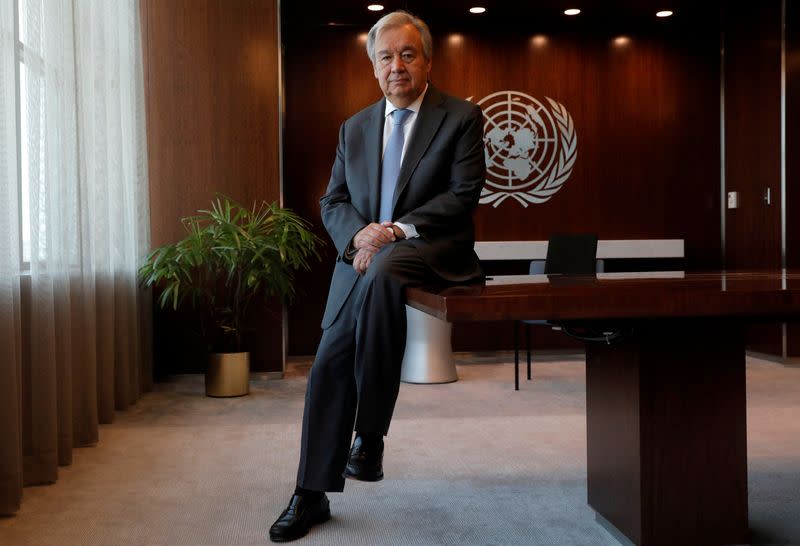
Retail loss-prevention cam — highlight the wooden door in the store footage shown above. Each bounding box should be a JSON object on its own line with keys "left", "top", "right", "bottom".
{"left": 724, "top": 1, "right": 784, "bottom": 356}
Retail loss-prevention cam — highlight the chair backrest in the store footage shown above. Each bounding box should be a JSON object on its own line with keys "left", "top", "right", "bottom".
{"left": 543, "top": 233, "right": 599, "bottom": 275}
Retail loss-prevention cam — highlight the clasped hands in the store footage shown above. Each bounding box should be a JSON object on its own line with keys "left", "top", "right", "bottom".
{"left": 352, "top": 221, "right": 404, "bottom": 274}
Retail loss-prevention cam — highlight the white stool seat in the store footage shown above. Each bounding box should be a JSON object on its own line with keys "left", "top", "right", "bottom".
{"left": 400, "top": 304, "right": 457, "bottom": 384}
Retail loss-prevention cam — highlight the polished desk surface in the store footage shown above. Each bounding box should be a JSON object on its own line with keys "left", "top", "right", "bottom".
{"left": 406, "top": 270, "right": 800, "bottom": 322}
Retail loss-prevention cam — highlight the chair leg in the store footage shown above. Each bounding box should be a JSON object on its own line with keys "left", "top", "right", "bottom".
{"left": 514, "top": 321, "right": 520, "bottom": 390}
{"left": 526, "top": 324, "right": 532, "bottom": 380}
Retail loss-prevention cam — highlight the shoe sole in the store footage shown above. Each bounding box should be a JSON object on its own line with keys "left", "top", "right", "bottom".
{"left": 269, "top": 510, "right": 331, "bottom": 542}
{"left": 343, "top": 470, "right": 384, "bottom": 482}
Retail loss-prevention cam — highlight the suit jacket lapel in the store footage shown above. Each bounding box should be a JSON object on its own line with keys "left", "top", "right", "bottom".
{"left": 391, "top": 86, "right": 446, "bottom": 216}
{"left": 364, "top": 99, "right": 385, "bottom": 222}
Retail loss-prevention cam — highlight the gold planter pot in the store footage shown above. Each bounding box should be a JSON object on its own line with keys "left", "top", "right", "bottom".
{"left": 206, "top": 352, "right": 250, "bottom": 397}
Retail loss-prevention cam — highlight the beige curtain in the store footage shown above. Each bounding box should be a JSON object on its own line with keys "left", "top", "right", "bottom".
{"left": 0, "top": 0, "right": 151, "bottom": 515}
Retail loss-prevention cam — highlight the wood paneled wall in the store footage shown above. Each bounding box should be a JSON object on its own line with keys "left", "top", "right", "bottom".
{"left": 723, "top": 1, "right": 794, "bottom": 357}
{"left": 440, "top": 30, "right": 720, "bottom": 260}
{"left": 788, "top": 0, "right": 800, "bottom": 270}
{"left": 724, "top": 2, "right": 782, "bottom": 271}
{"left": 283, "top": 20, "right": 721, "bottom": 355}
{"left": 788, "top": 1, "right": 800, "bottom": 271}
{"left": 136, "top": 3, "right": 799, "bottom": 362}
{"left": 785, "top": 0, "right": 800, "bottom": 356}
{"left": 282, "top": 29, "right": 368, "bottom": 357}
{"left": 141, "top": 0, "right": 283, "bottom": 373}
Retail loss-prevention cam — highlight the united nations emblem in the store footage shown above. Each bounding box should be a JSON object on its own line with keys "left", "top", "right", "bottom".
{"left": 475, "top": 91, "right": 577, "bottom": 207}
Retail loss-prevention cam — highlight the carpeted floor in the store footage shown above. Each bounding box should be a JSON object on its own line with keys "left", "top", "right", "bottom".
{"left": 1, "top": 352, "right": 799, "bottom": 545}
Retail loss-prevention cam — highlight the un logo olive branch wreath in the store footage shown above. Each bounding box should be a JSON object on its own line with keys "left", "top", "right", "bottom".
{"left": 471, "top": 92, "right": 577, "bottom": 208}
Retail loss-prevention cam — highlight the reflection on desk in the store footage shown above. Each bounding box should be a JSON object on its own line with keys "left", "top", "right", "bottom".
{"left": 408, "top": 270, "right": 800, "bottom": 322}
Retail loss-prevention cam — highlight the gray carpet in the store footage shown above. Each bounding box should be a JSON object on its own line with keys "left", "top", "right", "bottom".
{"left": 1, "top": 352, "right": 799, "bottom": 545}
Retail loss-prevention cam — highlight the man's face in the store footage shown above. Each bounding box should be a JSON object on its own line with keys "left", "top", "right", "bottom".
{"left": 373, "top": 24, "right": 431, "bottom": 108}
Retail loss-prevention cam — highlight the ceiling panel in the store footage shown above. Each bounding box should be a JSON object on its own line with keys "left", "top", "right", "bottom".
{"left": 282, "top": 0, "right": 721, "bottom": 30}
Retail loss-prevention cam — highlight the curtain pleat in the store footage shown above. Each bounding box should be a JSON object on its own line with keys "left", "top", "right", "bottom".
{"left": 95, "top": 278, "right": 116, "bottom": 424}
{"left": 0, "top": 278, "right": 22, "bottom": 513}
{"left": 113, "top": 273, "right": 133, "bottom": 410}
{"left": 55, "top": 276, "right": 75, "bottom": 467}
{"left": 72, "top": 274, "right": 99, "bottom": 448}
{"left": 0, "top": 286, "right": 22, "bottom": 514}
{"left": 23, "top": 276, "right": 59, "bottom": 486}
{"left": 0, "top": 0, "right": 22, "bottom": 516}
{"left": 0, "top": 0, "right": 151, "bottom": 515}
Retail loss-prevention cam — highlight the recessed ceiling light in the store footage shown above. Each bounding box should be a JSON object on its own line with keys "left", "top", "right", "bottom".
{"left": 564, "top": 8, "right": 581, "bottom": 16}
{"left": 469, "top": 7, "right": 486, "bottom": 14}
{"left": 531, "top": 35, "right": 548, "bottom": 48}
{"left": 367, "top": 4, "right": 384, "bottom": 11}
{"left": 656, "top": 10, "right": 673, "bottom": 17}
{"left": 614, "top": 36, "right": 631, "bottom": 47}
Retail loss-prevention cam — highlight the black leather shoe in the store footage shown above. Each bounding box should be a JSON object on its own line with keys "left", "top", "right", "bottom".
{"left": 269, "top": 493, "right": 330, "bottom": 542}
{"left": 343, "top": 434, "right": 384, "bottom": 482}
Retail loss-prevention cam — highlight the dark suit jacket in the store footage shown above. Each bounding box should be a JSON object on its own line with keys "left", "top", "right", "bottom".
{"left": 319, "top": 85, "right": 486, "bottom": 328}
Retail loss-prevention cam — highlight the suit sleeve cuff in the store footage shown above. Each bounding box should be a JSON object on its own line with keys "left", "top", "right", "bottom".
{"left": 342, "top": 241, "right": 358, "bottom": 264}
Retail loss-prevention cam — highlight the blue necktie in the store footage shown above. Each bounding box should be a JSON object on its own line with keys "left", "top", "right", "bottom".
{"left": 379, "top": 108, "right": 412, "bottom": 222}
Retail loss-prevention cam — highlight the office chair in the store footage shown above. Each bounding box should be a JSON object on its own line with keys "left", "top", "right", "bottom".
{"left": 514, "top": 233, "right": 600, "bottom": 390}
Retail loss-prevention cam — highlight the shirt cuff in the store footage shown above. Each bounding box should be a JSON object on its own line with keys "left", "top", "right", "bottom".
{"left": 392, "top": 222, "right": 418, "bottom": 239}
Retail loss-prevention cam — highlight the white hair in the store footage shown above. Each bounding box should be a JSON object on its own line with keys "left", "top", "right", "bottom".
{"left": 366, "top": 10, "right": 433, "bottom": 63}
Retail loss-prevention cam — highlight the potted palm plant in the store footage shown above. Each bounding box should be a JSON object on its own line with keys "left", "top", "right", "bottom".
{"left": 139, "top": 195, "right": 321, "bottom": 397}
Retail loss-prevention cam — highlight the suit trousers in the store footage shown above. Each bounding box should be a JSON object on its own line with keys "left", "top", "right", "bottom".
{"left": 296, "top": 242, "right": 431, "bottom": 492}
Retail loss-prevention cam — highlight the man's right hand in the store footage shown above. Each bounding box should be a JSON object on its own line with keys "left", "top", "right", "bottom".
{"left": 352, "top": 222, "right": 395, "bottom": 253}
{"left": 353, "top": 248, "right": 375, "bottom": 275}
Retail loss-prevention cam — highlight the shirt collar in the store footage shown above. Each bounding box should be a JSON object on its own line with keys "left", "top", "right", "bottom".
{"left": 384, "top": 84, "right": 428, "bottom": 119}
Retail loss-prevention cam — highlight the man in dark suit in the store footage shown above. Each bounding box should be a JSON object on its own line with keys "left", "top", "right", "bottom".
{"left": 270, "top": 10, "right": 485, "bottom": 542}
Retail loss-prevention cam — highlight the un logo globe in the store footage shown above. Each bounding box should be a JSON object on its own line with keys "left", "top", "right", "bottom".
{"left": 477, "top": 91, "right": 577, "bottom": 207}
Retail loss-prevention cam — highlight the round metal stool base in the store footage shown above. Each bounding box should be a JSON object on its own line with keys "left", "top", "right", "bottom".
{"left": 400, "top": 305, "right": 457, "bottom": 384}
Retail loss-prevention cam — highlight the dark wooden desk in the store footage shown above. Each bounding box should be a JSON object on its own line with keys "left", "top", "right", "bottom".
{"left": 406, "top": 271, "right": 800, "bottom": 546}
